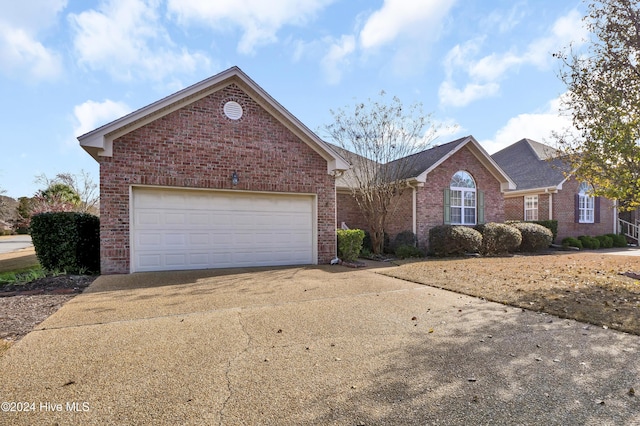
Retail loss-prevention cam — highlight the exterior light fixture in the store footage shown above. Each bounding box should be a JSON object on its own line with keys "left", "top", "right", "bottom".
{"left": 231, "top": 171, "right": 239, "bottom": 186}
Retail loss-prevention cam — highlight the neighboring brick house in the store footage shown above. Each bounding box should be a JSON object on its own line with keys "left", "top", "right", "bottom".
{"left": 492, "top": 138, "right": 617, "bottom": 242}
{"left": 336, "top": 136, "right": 515, "bottom": 250}
{"left": 79, "top": 66, "right": 348, "bottom": 273}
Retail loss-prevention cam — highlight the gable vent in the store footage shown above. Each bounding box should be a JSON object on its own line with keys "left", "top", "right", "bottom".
{"left": 223, "top": 101, "right": 243, "bottom": 120}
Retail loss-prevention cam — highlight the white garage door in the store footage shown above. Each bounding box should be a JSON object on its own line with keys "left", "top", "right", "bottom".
{"left": 131, "top": 187, "right": 316, "bottom": 272}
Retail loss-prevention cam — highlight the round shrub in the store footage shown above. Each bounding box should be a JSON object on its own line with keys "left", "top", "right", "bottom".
{"left": 561, "top": 237, "right": 583, "bottom": 249}
{"left": 337, "top": 229, "right": 365, "bottom": 261}
{"left": 481, "top": 222, "right": 522, "bottom": 255}
{"left": 606, "top": 233, "right": 628, "bottom": 247}
{"left": 596, "top": 235, "right": 614, "bottom": 248}
{"left": 395, "top": 244, "right": 425, "bottom": 259}
{"left": 429, "top": 225, "right": 482, "bottom": 256}
{"left": 579, "top": 235, "right": 600, "bottom": 249}
{"left": 392, "top": 230, "right": 418, "bottom": 252}
{"left": 508, "top": 222, "right": 552, "bottom": 252}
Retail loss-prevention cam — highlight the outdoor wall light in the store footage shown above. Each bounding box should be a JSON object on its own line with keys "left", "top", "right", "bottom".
{"left": 231, "top": 171, "right": 239, "bottom": 186}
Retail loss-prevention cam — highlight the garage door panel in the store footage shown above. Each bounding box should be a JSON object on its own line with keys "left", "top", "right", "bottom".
{"left": 132, "top": 188, "right": 315, "bottom": 272}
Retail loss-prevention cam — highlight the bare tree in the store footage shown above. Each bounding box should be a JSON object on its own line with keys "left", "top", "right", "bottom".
{"left": 35, "top": 170, "right": 99, "bottom": 215}
{"left": 324, "top": 92, "right": 439, "bottom": 254}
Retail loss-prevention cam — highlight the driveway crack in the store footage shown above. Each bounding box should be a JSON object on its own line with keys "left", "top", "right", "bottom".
{"left": 219, "top": 310, "right": 251, "bottom": 426}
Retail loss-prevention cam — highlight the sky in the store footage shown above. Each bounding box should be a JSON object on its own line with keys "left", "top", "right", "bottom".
{"left": 0, "top": 0, "right": 588, "bottom": 199}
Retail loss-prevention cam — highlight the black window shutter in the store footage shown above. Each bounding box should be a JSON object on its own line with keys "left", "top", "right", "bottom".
{"left": 574, "top": 194, "right": 580, "bottom": 223}
{"left": 595, "top": 197, "right": 601, "bottom": 223}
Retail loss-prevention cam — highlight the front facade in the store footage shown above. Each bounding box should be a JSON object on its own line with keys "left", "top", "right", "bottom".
{"left": 79, "top": 67, "right": 348, "bottom": 273}
{"left": 493, "top": 139, "right": 616, "bottom": 242}
{"left": 337, "top": 136, "right": 515, "bottom": 250}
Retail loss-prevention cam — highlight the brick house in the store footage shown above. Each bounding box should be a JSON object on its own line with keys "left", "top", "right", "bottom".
{"left": 336, "top": 136, "right": 515, "bottom": 250}
{"left": 78, "top": 66, "right": 348, "bottom": 273}
{"left": 491, "top": 138, "right": 617, "bottom": 242}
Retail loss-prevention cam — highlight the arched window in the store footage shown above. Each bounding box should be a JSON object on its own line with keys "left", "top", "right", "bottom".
{"left": 578, "top": 182, "right": 594, "bottom": 223}
{"left": 449, "top": 171, "right": 476, "bottom": 225}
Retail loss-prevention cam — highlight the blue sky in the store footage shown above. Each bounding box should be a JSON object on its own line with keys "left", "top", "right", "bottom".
{"left": 0, "top": 0, "right": 587, "bottom": 199}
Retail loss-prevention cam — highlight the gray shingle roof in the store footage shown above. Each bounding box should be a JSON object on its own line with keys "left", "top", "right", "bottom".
{"left": 491, "top": 138, "right": 570, "bottom": 190}
{"left": 388, "top": 136, "right": 470, "bottom": 180}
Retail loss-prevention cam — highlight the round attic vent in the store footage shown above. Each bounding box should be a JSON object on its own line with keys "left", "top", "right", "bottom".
{"left": 223, "top": 101, "right": 243, "bottom": 120}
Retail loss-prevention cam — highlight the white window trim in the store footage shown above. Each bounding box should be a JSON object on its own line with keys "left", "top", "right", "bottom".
{"left": 579, "top": 183, "right": 595, "bottom": 224}
{"left": 524, "top": 195, "right": 538, "bottom": 221}
{"left": 450, "top": 171, "right": 476, "bottom": 225}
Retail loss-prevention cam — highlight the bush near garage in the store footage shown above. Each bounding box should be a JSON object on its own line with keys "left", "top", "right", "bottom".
{"left": 428, "top": 225, "right": 482, "bottom": 257}
{"left": 337, "top": 229, "right": 365, "bottom": 262}
{"left": 561, "top": 237, "right": 583, "bottom": 249}
{"left": 30, "top": 212, "right": 100, "bottom": 274}
{"left": 606, "top": 233, "right": 628, "bottom": 248}
{"left": 508, "top": 222, "right": 552, "bottom": 252}
{"left": 479, "top": 222, "right": 522, "bottom": 255}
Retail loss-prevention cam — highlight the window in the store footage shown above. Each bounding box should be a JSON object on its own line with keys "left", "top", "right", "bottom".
{"left": 449, "top": 171, "right": 476, "bottom": 225}
{"left": 578, "top": 182, "right": 595, "bottom": 223}
{"left": 524, "top": 195, "right": 538, "bottom": 221}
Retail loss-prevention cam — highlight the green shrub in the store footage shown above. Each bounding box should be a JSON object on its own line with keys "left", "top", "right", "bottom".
{"left": 606, "top": 233, "right": 628, "bottom": 247}
{"left": 596, "top": 235, "right": 614, "bottom": 248}
{"left": 362, "top": 230, "right": 391, "bottom": 254}
{"left": 561, "top": 237, "right": 583, "bottom": 249}
{"left": 531, "top": 220, "right": 558, "bottom": 242}
{"left": 395, "top": 244, "right": 425, "bottom": 259}
{"left": 509, "top": 222, "right": 552, "bottom": 252}
{"left": 428, "top": 225, "right": 482, "bottom": 257}
{"left": 480, "top": 222, "right": 522, "bottom": 255}
{"left": 337, "top": 229, "right": 365, "bottom": 261}
{"left": 30, "top": 212, "right": 100, "bottom": 274}
{"left": 392, "top": 230, "right": 418, "bottom": 253}
{"left": 578, "top": 235, "right": 600, "bottom": 249}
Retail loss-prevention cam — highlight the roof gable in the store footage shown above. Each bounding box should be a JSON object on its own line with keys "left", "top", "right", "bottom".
{"left": 77, "top": 66, "right": 349, "bottom": 174}
{"left": 335, "top": 135, "right": 515, "bottom": 191}
{"left": 492, "top": 138, "right": 570, "bottom": 191}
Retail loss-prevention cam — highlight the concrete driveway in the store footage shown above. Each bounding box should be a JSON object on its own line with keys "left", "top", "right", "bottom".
{"left": 1, "top": 264, "right": 638, "bottom": 425}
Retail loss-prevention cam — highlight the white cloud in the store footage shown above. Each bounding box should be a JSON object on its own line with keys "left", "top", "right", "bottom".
{"left": 73, "top": 99, "right": 132, "bottom": 138}
{"left": 0, "top": 1, "right": 66, "bottom": 81}
{"left": 439, "top": 9, "right": 586, "bottom": 108}
{"left": 481, "top": 94, "right": 576, "bottom": 154}
{"left": 69, "top": 0, "right": 211, "bottom": 81}
{"left": 167, "top": 0, "right": 335, "bottom": 55}
{"left": 359, "top": 0, "right": 456, "bottom": 49}
{"left": 438, "top": 80, "right": 500, "bottom": 108}
{"left": 321, "top": 35, "right": 356, "bottom": 85}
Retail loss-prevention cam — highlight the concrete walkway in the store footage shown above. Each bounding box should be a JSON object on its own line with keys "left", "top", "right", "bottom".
{"left": 1, "top": 264, "right": 638, "bottom": 425}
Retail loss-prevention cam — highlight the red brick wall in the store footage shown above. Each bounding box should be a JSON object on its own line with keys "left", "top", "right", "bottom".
{"left": 336, "top": 144, "right": 506, "bottom": 251}
{"left": 553, "top": 178, "right": 615, "bottom": 241}
{"left": 416, "top": 146, "right": 504, "bottom": 249}
{"left": 99, "top": 83, "right": 336, "bottom": 273}
{"left": 504, "top": 197, "right": 523, "bottom": 221}
{"left": 336, "top": 191, "right": 369, "bottom": 231}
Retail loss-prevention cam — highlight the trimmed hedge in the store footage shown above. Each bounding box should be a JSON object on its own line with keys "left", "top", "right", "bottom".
{"left": 395, "top": 244, "right": 425, "bottom": 259}
{"left": 480, "top": 222, "right": 522, "bottom": 255}
{"left": 392, "top": 230, "right": 418, "bottom": 253}
{"left": 337, "top": 229, "right": 365, "bottom": 261}
{"left": 429, "top": 225, "right": 481, "bottom": 257}
{"left": 596, "top": 235, "right": 614, "bottom": 248}
{"left": 579, "top": 235, "right": 601, "bottom": 249}
{"left": 561, "top": 237, "right": 583, "bottom": 249}
{"left": 531, "top": 220, "right": 558, "bottom": 242}
{"left": 30, "top": 212, "right": 100, "bottom": 274}
{"left": 509, "top": 222, "right": 552, "bottom": 252}
{"left": 606, "top": 233, "right": 628, "bottom": 248}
